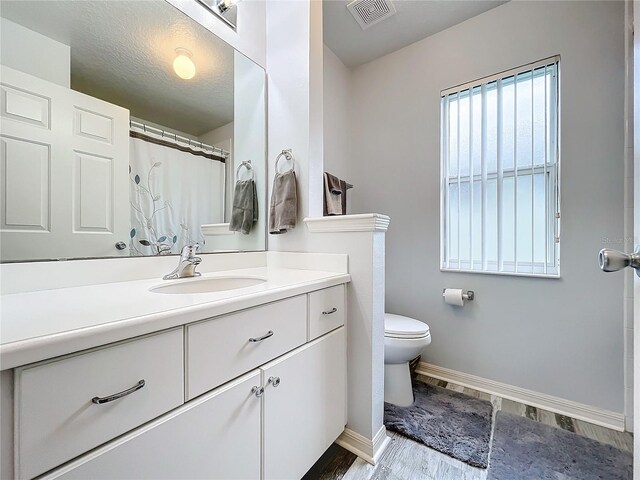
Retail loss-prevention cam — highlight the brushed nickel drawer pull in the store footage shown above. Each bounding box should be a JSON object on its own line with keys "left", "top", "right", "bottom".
{"left": 322, "top": 308, "right": 338, "bottom": 315}
{"left": 249, "top": 330, "right": 273, "bottom": 343}
{"left": 92, "top": 379, "right": 145, "bottom": 404}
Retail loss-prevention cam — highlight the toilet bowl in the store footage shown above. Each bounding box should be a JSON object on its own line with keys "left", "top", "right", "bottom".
{"left": 384, "top": 313, "right": 431, "bottom": 407}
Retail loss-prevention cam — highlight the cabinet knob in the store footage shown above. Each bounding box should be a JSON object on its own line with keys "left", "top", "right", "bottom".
{"left": 115, "top": 241, "right": 127, "bottom": 250}
{"left": 251, "top": 386, "right": 264, "bottom": 397}
{"left": 267, "top": 376, "right": 281, "bottom": 388}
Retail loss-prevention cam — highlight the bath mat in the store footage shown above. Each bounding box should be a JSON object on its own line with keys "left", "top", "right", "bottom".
{"left": 384, "top": 381, "right": 493, "bottom": 468}
{"left": 488, "top": 411, "right": 633, "bottom": 480}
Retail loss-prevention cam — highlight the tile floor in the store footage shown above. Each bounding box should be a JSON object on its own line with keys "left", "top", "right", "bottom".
{"left": 302, "top": 375, "right": 634, "bottom": 480}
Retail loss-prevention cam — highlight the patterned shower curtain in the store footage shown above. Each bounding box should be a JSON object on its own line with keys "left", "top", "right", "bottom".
{"left": 128, "top": 135, "right": 225, "bottom": 255}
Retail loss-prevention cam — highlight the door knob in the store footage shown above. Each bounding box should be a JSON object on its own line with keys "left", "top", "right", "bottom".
{"left": 598, "top": 248, "right": 640, "bottom": 276}
{"left": 267, "top": 376, "right": 280, "bottom": 388}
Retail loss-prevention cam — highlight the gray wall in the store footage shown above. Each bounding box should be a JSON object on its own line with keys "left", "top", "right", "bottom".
{"left": 1, "top": 18, "right": 70, "bottom": 87}
{"left": 345, "top": 1, "right": 625, "bottom": 412}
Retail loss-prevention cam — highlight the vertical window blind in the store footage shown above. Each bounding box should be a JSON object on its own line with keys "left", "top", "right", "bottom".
{"left": 440, "top": 57, "right": 560, "bottom": 276}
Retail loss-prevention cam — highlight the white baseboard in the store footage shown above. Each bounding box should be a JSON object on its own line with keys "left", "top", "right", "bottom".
{"left": 416, "top": 362, "right": 626, "bottom": 432}
{"left": 336, "top": 425, "right": 391, "bottom": 465}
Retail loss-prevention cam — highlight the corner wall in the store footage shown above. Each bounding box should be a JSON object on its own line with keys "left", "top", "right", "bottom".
{"left": 0, "top": 18, "right": 70, "bottom": 87}
{"left": 347, "top": 1, "right": 625, "bottom": 413}
{"left": 323, "top": 45, "right": 353, "bottom": 201}
{"left": 266, "top": 0, "right": 324, "bottom": 252}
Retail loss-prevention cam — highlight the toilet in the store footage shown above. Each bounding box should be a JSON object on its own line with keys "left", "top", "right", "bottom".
{"left": 384, "top": 313, "right": 431, "bottom": 407}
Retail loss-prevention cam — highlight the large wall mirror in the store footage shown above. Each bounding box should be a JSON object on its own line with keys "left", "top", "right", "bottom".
{"left": 0, "top": 0, "right": 266, "bottom": 262}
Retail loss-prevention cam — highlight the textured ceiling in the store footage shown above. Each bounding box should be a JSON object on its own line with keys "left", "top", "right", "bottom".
{"left": 1, "top": 0, "right": 236, "bottom": 136}
{"left": 324, "top": 0, "right": 509, "bottom": 68}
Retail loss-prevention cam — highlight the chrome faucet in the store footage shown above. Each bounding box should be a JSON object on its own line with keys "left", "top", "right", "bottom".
{"left": 163, "top": 244, "right": 202, "bottom": 280}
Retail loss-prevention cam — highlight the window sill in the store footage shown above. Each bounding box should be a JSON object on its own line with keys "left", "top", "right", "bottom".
{"left": 440, "top": 267, "right": 560, "bottom": 279}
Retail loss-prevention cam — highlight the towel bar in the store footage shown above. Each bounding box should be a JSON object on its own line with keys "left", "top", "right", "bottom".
{"left": 236, "top": 160, "right": 254, "bottom": 180}
{"left": 275, "top": 149, "right": 295, "bottom": 173}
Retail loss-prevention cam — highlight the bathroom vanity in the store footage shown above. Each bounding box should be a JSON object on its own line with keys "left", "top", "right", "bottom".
{"left": 0, "top": 259, "right": 349, "bottom": 479}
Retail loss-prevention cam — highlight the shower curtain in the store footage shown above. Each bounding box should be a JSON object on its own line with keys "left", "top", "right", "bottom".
{"left": 129, "top": 135, "right": 225, "bottom": 255}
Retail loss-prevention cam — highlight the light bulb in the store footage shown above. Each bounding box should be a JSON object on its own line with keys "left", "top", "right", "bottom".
{"left": 217, "top": 0, "right": 235, "bottom": 14}
{"left": 173, "top": 48, "right": 196, "bottom": 80}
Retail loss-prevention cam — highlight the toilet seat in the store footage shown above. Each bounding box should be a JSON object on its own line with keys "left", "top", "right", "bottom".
{"left": 384, "top": 313, "right": 430, "bottom": 339}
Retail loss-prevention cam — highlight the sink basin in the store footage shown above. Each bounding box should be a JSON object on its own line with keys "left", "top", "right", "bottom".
{"left": 150, "top": 276, "right": 266, "bottom": 294}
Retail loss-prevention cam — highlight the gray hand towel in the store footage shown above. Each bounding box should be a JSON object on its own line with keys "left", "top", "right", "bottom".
{"left": 229, "top": 179, "right": 258, "bottom": 234}
{"left": 269, "top": 170, "right": 297, "bottom": 234}
{"left": 323, "top": 172, "right": 343, "bottom": 216}
{"left": 340, "top": 179, "right": 348, "bottom": 215}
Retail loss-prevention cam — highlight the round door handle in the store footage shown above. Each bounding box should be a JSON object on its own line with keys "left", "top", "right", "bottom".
{"left": 251, "top": 386, "right": 264, "bottom": 397}
{"left": 115, "top": 241, "right": 127, "bottom": 250}
{"left": 599, "top": 248, "right": 640, "bottom": 276}
{"left": 268, "top": 376, "right": 281, "bottom": 387}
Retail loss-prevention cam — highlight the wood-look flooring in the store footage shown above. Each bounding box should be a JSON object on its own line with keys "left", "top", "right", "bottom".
{"left": 302, "top": 375, "right": 634, "bottom": 480}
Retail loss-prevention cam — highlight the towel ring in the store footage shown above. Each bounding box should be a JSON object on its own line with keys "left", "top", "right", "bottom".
{"left": 236, "top": 161, "right": 254, "bottom": 180}
{"left": 275, "top": 149, "right": 295, "bottom": 174}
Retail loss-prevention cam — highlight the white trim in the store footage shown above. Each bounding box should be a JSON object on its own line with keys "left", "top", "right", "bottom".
{"left": 416, "top": 362, "right": 626, "bottom": 432}
{"left": 304, "top": 214, "right": 390, "bottom": 233}
{"left": 335, "top": 425, "right": 391, "bottom": 465}
{"left": 201, "top": 223, "right": 235, "bottom": 236}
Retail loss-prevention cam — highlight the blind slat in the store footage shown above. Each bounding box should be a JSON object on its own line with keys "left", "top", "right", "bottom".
{"left": 457, "top": 91, "right": 461, "bottom": 270}
{"left": 544, "top": 65, "right": 548, "bottom": 274}
{"left": 481, "top": 84, "right": 488, "bottom": 271}
{"left": 531, "top": 71, "right": 535, "bottom": 268}
{"left": 469, "top": 87, "right": 474, "bottom": 269}
{"left": 513, "top": 73, "right": 518, "bottom": 273}
{"left": 497, "top": 78, "right": 504, "bottom": 272}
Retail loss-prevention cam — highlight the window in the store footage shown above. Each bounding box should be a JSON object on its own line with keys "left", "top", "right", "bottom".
{"left": 440, "top": 57, "right": 560, "bottom": 276}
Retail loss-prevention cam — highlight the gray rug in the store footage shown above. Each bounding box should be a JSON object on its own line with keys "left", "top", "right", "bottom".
{"left": 488, "top": 411, "right": 633, "bottom": 480}
{"left": 384, "top": 381, "right": 493, "bottom": 468}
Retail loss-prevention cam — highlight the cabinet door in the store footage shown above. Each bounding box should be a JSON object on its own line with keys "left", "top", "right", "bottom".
{"left": 45, "top": 371, "right": 262, "bottom": 480}
{"left": 262, "top": 327, "right": 346, "bottom": 480}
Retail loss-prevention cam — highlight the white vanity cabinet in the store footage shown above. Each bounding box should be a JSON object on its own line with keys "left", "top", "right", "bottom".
{"left": 186, "top": 295, "right": 308, "bottom": 400}
{"left": 45, "top": 328, "right": 346, "bottom": 480}
{"left": 12, "top": 285, "right": 347, "bottom": 480}
{"left": 46, "top": 371, "right": 263, "bottom": 480}
{"left": 15, "top": 328, "right": 184, "bottom": 479}
{"left": 263, "top": 327, "right": 346, "bottom": 480}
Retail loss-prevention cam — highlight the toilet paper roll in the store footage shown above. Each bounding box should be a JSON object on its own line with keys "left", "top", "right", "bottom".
{"left": 443, "top": 288, "right": 464, "bottom": 306}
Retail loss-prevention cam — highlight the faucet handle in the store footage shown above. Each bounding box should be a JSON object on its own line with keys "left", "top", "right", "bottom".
{"left": 180, "top": 243, "right": 200, "bottom": 258}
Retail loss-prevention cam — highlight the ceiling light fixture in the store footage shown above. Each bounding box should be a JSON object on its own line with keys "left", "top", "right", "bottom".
{"left": 216, "top": 0, "right": 236, "bottom": 14}
{"left": 173, "top": 48, "right": 196, "bottom": 80}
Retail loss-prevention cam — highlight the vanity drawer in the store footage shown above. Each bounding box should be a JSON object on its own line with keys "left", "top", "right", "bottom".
{"left": 15, "top": 328, "right": 184, "bottom": 479}
{"left": 187, "top": 295, "right": 307, "bottom": 400}
{"left": 308, "top": 285, "right": 346, "bottom": 341}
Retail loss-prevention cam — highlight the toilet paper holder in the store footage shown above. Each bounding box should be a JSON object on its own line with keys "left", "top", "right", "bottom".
{"left": 442, "top": 289, "right": 475, "bottom": 301}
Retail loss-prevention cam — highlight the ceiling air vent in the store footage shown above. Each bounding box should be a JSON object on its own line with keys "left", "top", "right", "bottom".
{"left": 347, "top": 0, "right": 396, "bottom": 30}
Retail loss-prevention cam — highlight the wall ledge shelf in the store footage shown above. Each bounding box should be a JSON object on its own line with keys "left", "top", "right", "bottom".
{"left": 201, "top": 223, "right": 235, "bottom": 236}
{"left": 304, "top": 214, "right": 390, "bottom": 233}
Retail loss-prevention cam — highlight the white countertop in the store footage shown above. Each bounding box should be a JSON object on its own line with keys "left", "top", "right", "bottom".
{"left": 0, "top": 267, "right": 350, "bottom": 369}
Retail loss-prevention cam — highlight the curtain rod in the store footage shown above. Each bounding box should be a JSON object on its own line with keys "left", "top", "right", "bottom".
{"left": 129, "top": 120, "right": 230, "bottom": 158}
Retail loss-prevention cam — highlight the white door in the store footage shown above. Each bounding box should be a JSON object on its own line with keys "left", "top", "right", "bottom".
{"left": 46, "top": 370, "right": 262, "bottom": 480}
{"left": 262, "top": 327, "right": 346, "bottom": 480}
{"left": 0, "top": 66, "right": 130, "bottom": 261}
